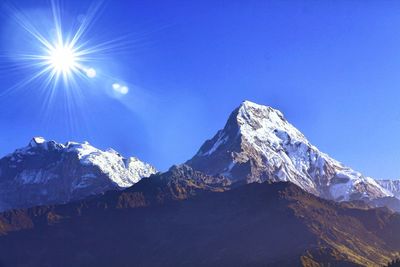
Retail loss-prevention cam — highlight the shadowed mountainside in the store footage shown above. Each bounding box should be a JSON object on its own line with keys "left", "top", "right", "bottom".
{"left": 0, "top": 165, "right": 399, "bottom": 267}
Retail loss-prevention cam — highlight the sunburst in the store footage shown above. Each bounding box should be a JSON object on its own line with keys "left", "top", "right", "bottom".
{"left": 0, "top": 0, "right": 138, "bottom": 131}
{"left": 1, "top": 0, "right": 135, "bottom": 94}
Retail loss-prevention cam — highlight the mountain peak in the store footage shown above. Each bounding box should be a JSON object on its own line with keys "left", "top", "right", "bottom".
{"left": 234, "top": 101, "right": 308, "bottom": 149}
{"left": 29, "top": 136, "right": 46, "bottom": 147}
{"left": 187, "top": 101, "right": 391, "bottom": 202}
{"left": 239, "top": 100, "right": 284, "bottom": 118}
{"left": 239, "top": 100, "right": 281, "bottom": 114}
{"left": 0, "top": 137, "right": 156, "bottom": 211}
{"left": 237, "top": 100, "right": 285, "bottom": 123}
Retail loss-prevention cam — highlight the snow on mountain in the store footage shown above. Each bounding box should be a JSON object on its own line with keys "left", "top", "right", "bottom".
{"left": 187, "top": 100, "right": 392, "bottom": 201}
{"left": 376, "top": 179, "right": 400, "bottom": 198}
{"left": 0, "top": 137, "right": 156, "bottom": 211}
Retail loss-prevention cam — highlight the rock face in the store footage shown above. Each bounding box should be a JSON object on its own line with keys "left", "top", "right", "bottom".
{"left": 377, "top": 180, "right": 400, "bottom": 198}
{"left": 187, "top": 101, "right": 392, "bottom": 201}
{"left": 0, "top": 137, "right": 156, "bottom": 211}
{"left": 0, "top": 177, "right": 399, "bottom": 267}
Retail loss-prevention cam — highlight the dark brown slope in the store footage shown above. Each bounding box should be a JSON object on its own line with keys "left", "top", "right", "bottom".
{"left": 0, "top": 165, "right": 399, "bottom": 267}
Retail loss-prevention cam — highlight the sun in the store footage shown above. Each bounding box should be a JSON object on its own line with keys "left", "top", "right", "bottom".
{"left": 0, "top": 0, "right": 133, "bottom": 130}
{"left": 46, "top": 44, "right": 79, "bottom": 74}
{"left": 3, "top": 0, "right": 132, "bottom": 97}
{"left": 3, "top": 1, "right": 109, "bottom": 87}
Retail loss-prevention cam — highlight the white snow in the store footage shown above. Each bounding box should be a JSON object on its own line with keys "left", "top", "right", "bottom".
{"left": 0, "top": 137, "right": 159, "bottom": 211}
{"left": 376, "top": 179, "right": 400, "bottom": 198}
{"left": 221, "top": 161, "right": 236, "bottom": 177}
{"left": 201, "top": 131, "right": 228, "bottom": 156}
{"left": 205, "top": 100, "right": 393, "bottom": 200}
{"left": 6, "top": 138, "right": 156, "bottom": 191}
{"left": 33, "top": 137, "right": 46, "bottom": 144}
{"left": 28, "top": 137, "right": 47, "bottom": 148}
{"left": 126, "top": 157, "right": 157, "bottom": 182}
{"left": 66, "top": 142, "right": 156, "bottom": 188}
{"left": 17, "top": 169, "right": 59, "bottom": 184}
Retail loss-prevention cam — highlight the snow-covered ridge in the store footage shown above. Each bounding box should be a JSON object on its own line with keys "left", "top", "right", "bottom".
{"left": 8, "top": 137, "right": 156, "bottom": 187}
{"left": 0, "top": 137, "right": 156, "bottom": 211}
{"left": 65, "top": 141, "right": 156, "bottom": 187}
{"left": 188, "top": 100, "right": 393, "bottom": 202}
{"left": 376, "top": 179, "right": 400, "bottom": 198}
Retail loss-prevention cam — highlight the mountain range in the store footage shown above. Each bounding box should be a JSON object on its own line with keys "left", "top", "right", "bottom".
{"left": 0, "top": 166, "right": 399, "bottom": 266}
{"left": 0, "top": 100, "right": 399, "bottom": 266}
{"left": 0, "top": 137, "right": 156, "bottom": 211}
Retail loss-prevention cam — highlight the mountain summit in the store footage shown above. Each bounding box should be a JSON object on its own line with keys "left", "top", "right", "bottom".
{"left": 187, "top": 100, "right": 392, "bottom": 201}
{"left": 0, "top": 137, "right": 156, "bottom": 211}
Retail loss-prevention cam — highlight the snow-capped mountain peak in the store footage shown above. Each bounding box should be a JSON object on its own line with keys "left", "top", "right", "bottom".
{"left": 29, "top": 136, "right": 46, "bottom": 147}
{"left": 0, "top": 138, "right": 156, "bottom": 211}
{"left": 238, "top": 101, "right": 307, "bottom": 144}
{"left": 236, "top": 100, "right": 311, "bottom": 153}
{"left": 187, "top": 100, "right": 392, "bottom": 201}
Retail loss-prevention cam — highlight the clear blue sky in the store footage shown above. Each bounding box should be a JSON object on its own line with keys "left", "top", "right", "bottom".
{"left": 0, "top": 0, "right": 400, "bottom": 179}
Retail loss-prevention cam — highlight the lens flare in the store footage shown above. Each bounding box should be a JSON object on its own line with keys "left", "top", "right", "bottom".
{"left": 0, "top": 0, "right": 137, "bottom": 131}
{"left": 8, "top": 1, "right": 101, "bottom": 87}
{"left": 112, "top": 83, "right": 121, "bottom": 90}
{"left": 112, "top": 83, "right": 129, "bottom": 94}
{"left": 1, "top": 0, "right": 133, "bottom": 93}
{"left": 86, "top": 68, "right": 96, "bottom": 78}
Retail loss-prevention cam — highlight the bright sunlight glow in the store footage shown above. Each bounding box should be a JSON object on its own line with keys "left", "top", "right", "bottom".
{"left": 3, "top": 0, "right": 133, "bottom": 107}
{"left": 4, "top": 0, "right": 112, "bottom": 88}
{"left": 47, "top": 44, "right": 78, "bottom": 74}
{"left": 0, "top": 0, "right": 134, "bottom": 131}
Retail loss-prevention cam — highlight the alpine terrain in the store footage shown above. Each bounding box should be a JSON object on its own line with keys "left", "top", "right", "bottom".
{"left": 0, "top": 137, "right": 156, "bottom": 211}
{"left": 378, "top": 180, "right": 400, "bottom": 198}
{"left": 0, "top": 166, "right": 399, "bottom": 267}
{"left": 0, "top": 101, "right": 399, "bottom": 267}
{"left": 187, "top": 101, "right": 396, "bottom": 203}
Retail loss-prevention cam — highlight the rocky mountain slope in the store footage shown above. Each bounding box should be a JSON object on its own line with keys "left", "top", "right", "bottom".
{"left": 0, "top": 166, "right": 399, "bottom": 267}
{"left": 187, "top": 101, "right": 393, "bottom": 202}
{"left": 0, "top": 101, "right": 399, "bottom": 266}
{"left": 0, "top": 137, "right": 156, "bottom": 211}
{"left": 377, "top": 180, "right": 400, "bottom": 198}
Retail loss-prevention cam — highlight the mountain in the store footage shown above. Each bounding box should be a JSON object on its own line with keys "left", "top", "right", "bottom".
{"left": 187, "top": 100, "right": 393, "bottom": 202}
{"left": 0, "top": 166, "right": 399, "bottom": 267}
{"left": 377, "top": 179, "right": 400, "bottom": 198}
{"left": 0, "top": 137, "right": 156, "bottom": 211}
{"left": 1, "top": 101, "right": 399, "bottom": 266}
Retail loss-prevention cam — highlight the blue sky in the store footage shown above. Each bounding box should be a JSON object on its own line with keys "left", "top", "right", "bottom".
{"left": 0, "top": 0, "right": 400, "bottom": 179}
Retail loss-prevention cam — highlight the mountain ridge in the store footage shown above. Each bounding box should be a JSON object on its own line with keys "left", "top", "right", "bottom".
{"left": 187, "top": 100, "right": 394, "bottom": 203}
{"left": 378, "top": 179, "right": 400, "bottom": 198}
{"left": 1, "top": 101, "right": 399, "bottom": 211}
{"left": 0, "top": 167, "right": 399, "bottom": 266}
{"left": 0, "top": 137, "right": 156, "bottom": 211}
